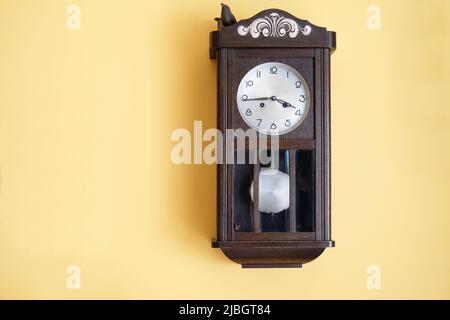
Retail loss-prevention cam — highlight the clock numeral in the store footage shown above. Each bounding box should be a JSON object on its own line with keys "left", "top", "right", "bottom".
{"left": 271, "top": 123, "right": 277, "bottom": 130}
{"left": 295, "top": 110, "right": 302, "bottom": 116}
{"left": 242, "top": 94, "right": 248, "bottom": 101}
{"left": 295, "top": 81, "right": 302, "bottom": 88}
{"left": 246, "top": 80, "right": 254, "bottom": 87}
{"left": 256, "top": 119, "right": 262, "bottom": 127}
{"left": 246, "top": 109, "right": 252, "bottom": 116}
{"left": 285, "top": 119, "right": 291, "bottom": 127}
{"left": 256, "top": 70, "right": 261, "bottom": 78}
{"left": 286, "top": 71, "right": 289, "bottom": 78}
{"left": 299, "top": 95, "right": 306, "bottom": 103}
{"left": 270, "top": 66, "right": 278, "bottom": 75}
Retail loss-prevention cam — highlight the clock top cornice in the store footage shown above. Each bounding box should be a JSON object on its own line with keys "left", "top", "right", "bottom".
{"left": 210, "top": 8, "right": 336, "bottom": 59}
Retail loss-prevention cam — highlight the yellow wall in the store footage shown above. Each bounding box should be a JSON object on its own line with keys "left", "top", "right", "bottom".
{"left": 0, "top": 0, "right": 449, "bottom": 299}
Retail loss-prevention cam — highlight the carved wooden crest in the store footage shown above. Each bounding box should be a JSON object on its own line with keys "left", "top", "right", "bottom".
{"left": 237, "top": 12, "right": 312, "bottom": 38}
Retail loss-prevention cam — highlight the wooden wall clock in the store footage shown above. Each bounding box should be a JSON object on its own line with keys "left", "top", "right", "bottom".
{"left": 210, "top": 5, "right": 336, "bottom": 268}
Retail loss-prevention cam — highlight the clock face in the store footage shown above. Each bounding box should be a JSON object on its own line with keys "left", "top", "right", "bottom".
{"left": 236, "top": 62, "right": 310, "bottom": 135}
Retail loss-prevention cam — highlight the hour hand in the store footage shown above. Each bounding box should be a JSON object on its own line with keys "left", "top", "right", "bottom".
{"left": 275, "top": 98, "right": 296, "bottom": 109}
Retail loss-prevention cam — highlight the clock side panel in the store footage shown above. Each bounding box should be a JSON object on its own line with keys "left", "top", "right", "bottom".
{"left": 216, "top": 48, "right": 229, "bottom": 242}
{"left": 314, "top": 48, "right": 323, "bottom": 240}
{"left": 312, "top": 48, "right": 331, "bottom": 242}
{"left": 323, "top": 48, "right": 332, "bottom": 241}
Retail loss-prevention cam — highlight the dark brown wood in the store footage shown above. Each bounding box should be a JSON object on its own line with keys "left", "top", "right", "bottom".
{"left": 213, "top": 244, "right": 329, "bottom": 267}
{"left": 323, "top": 49, "right": 332, "bottom": 241}
{"left": 226, "top": 49, "right": 234, "bottom": 240}
{"left": 234, "top": 48, "right": 315, "bottom": 58}
{"left": 212, "top": 240, "right": 335, "bottom": 248}
{"left": 211, "top": 7, "right": 335, "bottom": 268}
{"left": 314, "top": 48, "right": 323, "bottom": 240}
{"left": 243, "top": 263, "right": 302, "bottom": 269}
{"left": 234, "top": 139, "right": 315, "bottom": 150}
{"left": 217, "top": 49, "right": 228, "bottom": 241}
{"left": 234, "top": 232, "right": 315, "bottom": 241}
{"left": 212, "top": 240, "right": 334, "bottom": 268}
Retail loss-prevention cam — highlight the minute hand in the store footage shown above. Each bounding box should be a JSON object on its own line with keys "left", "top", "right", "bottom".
{"left": 242, "top": 97, "right": 271, "bottom": 101}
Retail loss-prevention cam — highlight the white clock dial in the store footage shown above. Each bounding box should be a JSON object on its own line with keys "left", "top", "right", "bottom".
{"left": 236, "top": 62, "right": 310, "bottom": 135}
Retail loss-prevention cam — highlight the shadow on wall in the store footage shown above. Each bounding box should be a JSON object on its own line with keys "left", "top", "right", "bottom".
{"left": 162, "top": 6, "right": 219, "bottom": 247}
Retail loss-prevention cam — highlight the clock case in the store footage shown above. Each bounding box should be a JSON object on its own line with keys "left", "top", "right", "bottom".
{"left": 210, "top": 8, "right": 336, "bottom": 268}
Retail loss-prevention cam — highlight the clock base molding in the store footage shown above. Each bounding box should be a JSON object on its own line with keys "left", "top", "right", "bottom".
{"left": 212, "top": 241, "right": 334, "bottom": 268}
{"left": 242, "top": 263, "right": 303, "bottom": 269}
